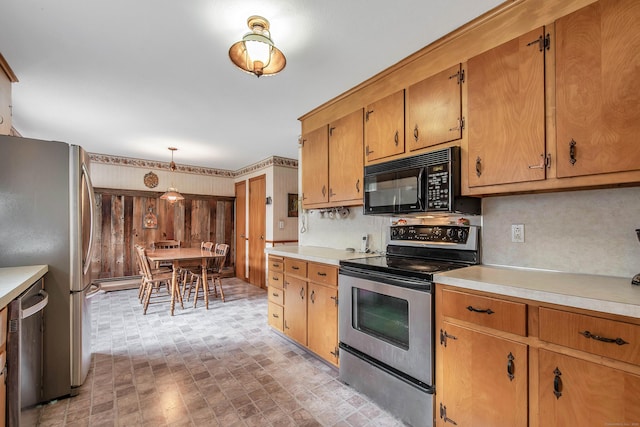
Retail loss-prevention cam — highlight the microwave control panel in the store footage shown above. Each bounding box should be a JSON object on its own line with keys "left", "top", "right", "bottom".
{"left": 426, "top": 163, "right": 452, "bottom": 210}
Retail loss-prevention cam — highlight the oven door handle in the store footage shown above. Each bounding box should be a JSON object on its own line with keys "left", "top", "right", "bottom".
{"left": 339, "top": 266, "right": 432, "bottom": 291}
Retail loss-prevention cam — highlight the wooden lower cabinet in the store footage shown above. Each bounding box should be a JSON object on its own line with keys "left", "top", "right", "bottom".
{"left": 437, "top": 284, "right": 640, "bottom": 427}
{"left": 268, "top": 255, "right": 339, "bottom": 367}
{"left": 307, "top": 282, "right": 338, "bottom": 366}
{"left": 438, "top": 321, "right": 528, "bottom": 427}
{"left": 539, "top": 349, "right": 640, "bottom": 426}
{"left": 283, "top": 275, "right": 307, "bottom": 345}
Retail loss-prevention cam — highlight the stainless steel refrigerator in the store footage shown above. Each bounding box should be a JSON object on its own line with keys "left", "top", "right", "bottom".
{"left": 0, "top": 135, "right": 96, "bottom": 402}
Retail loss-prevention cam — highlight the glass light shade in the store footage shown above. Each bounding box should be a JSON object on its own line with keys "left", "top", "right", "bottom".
{"left": 229, "top": 16, "right": 286, "bottom": 77}
{"left": 160, "top": 187, "right": 184, "bottom": 203}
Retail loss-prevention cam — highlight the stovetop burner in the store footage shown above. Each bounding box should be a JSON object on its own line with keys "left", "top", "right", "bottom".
{"left": 340, "top": 225, "right": 480, "bottom": 281}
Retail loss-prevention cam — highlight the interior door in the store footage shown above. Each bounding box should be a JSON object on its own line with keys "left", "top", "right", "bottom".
{"left": 234, "top": 180, "right": 247, "bottom": 280}
{"left": 248, "top": 175, "right": 266, "bottom": 288}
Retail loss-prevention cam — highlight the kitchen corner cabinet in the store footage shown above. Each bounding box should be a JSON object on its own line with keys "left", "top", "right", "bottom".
{"left": 555, "top": 0, "right": 640, "bottom": 178}
{"left": 467, "top": 27, "right": 547, "bottom": 188}
{"left": 364, "top": 90, "right": 405, "bottom": 163}
{"left": 301, "top": 109, "right": 363, "bottom": 209}
{"left": 270, "top": 256, "right": 339, "bottom": 367}
{"left": 437, "top": 289, "right": 528, "bottom": 427}
{"left": 406, "top": 64, "right": 463, "bottom": 152}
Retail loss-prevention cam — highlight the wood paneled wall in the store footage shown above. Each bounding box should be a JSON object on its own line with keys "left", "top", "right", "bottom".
{"left": 92, "top": 188, "right": 234, "bottom": 279}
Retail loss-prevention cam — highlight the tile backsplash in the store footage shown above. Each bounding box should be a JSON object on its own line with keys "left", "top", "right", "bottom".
{"left": 481, "top": 187, "right": 640, "bottom": 279}
{"left": 299, "top": 186, "right": 640, "bottom": 280}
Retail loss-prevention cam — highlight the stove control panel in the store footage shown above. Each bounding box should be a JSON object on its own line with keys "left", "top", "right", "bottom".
{"left": 390, "top": 225, "right": 471, "bottom": 244}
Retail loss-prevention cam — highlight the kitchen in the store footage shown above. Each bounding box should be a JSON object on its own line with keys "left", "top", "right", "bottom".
{"left": 2, "top": 0, "right": 640, "bottom": 426}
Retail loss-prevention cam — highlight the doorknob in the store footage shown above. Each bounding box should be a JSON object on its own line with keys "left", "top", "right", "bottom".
{"left": 261, "top": 235, "right": 264, "bottom": 240}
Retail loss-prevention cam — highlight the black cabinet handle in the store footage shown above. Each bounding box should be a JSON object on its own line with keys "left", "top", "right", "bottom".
{"left": 579, "top": 330, "right": 628, "bottom": 346}
{"left": 291, "top": 266, "right": 299, "bottom": 270}
{"left": 317, "top": 272, "right": 327, "bottom": 277}
{"left": 475, "top": 157, "right": 482, "bottom": 177}
{"left": 271, "top": 276, "right": 279, "bottom": 281}
{"left": 300, "top": 287, "right": 305, "bottom": 300}
{"left": 466, "top": 305, "right": 494, "bottom": 315}
{"left": 272, "top": 313, "right": 279, "bottom": 319}
{"left": 553, "top": 367, "right": 562, "bottom": 399}
{"left": 394, "top": 130, "right": 399, "bottom": 146}
{"left": 355, "top": 179, "right": 360, "bottom": 193}
{"left": 271, "top": 292, "right": 279, "bottom": 298}
{"left": 507, "top": 352, "right": 515, "bottom": 381}
{"left": 414, "top": 125, "right": 419, "bottom": 142}
{"left": 310, "top": 290, "right": 315, "bottom": 304}
{"left": 569, "top": 139, "right": 577, "bottom": 165}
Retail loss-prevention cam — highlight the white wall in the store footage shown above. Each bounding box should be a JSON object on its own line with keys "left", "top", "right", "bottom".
{"left": 90, "top": 161, "right": 235, "bottom": 196}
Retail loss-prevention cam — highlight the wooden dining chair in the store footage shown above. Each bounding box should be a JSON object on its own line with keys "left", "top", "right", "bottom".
{"left": 152, "top": 240, "right": 181, "bottom": 269}
{"left": 182, "top": 241, "right": 215, "bottom": 306}
{"left": 208, "top": 243, "right": 230, "bottom": 302}
{"left": 135, "top": 244, "right": 175, "bottom": 314}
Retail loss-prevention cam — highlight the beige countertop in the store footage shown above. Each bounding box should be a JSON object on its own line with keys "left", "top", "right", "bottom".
{"left": 265, "top": 246, "right": 376, "bottom": 266}
{"left": 0, "top": 265, "right": 48, "bottom": 308}
{"left": 435, "top": 265, "right": 640, "bottom": 318}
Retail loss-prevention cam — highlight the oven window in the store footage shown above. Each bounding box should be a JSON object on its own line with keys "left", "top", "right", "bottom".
{"left": 352, "top": 288, "right": 409, "bottom": 350}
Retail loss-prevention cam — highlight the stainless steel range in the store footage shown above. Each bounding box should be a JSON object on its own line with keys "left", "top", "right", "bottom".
{"left": 338, "top": 224, "right": 480, "bottom": 427}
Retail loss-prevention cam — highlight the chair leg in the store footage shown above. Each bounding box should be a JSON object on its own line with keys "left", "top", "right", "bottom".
{"left": 143, "top": 280, "right": 153, "bottom": 315}
{"left": 217, "top": 277, "right": 225, "bottom": 302}
{"left": 192, "top": 276, "right": 201, "bottom": 308}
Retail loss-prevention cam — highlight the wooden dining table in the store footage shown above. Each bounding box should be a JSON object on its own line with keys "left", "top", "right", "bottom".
{"left": 146, "top": 247, "right": 223, "bottom": 315}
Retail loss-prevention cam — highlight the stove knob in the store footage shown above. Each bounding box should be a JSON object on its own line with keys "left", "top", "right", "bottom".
{"left": 446, "top": 228, "right": 455, "bottom": 238}
{"left": 457, "top": 229, "right": 467, "bottom": 241}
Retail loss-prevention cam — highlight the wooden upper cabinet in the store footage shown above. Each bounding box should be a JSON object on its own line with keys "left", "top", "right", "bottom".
{"left": 364, "top": 90, "right": 405, "bottom": 163}
{"left": 556, "top": 0, "right": 640, "bottom": 178}
{"left": 301, "top": 125, "right": 329, "bottom": 206}
{"left": 328, "top": 109, "right": 364, "bottom": 204}
{"left": 467, "top": 27, "right": 547, "bottom": 188}
{"left": 407, "top": 64, "right": 463, "bottom": 152}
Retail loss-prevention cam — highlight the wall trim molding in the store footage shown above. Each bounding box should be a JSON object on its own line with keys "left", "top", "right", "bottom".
{"left": 89, "top": 153, "right": 298, "bottom": 177}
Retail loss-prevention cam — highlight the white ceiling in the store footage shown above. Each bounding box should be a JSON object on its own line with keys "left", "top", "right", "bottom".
{"left": 0, "top": 0, "right": 503, "bottom": 171}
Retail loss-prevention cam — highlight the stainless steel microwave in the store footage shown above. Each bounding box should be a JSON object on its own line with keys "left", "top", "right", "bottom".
{"left": 363, "top": 146, "right": 481, "bottom": 215}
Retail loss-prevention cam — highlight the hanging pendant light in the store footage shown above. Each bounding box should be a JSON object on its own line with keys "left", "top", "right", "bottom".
{"left": 229, "top": 15, "right": 286, "bottom": 77}
{"left": 160, "top": 147, "right": 184, "bottom": 203}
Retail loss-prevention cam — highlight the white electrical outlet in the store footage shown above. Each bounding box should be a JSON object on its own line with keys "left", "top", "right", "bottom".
{"left": 511, "top": 224, "right": 525, "bottom": 243}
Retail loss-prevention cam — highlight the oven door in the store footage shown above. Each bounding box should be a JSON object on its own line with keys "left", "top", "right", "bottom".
{"left": 338, "top": 267, "right": 433, "bottom": 385}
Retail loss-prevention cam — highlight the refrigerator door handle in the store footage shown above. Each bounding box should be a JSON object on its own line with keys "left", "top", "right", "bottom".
{"left": 82, "top": 162, "right": 96, "bottom": 276}
{"left": 21, "top": 290, "right": 49, "bottom": 320}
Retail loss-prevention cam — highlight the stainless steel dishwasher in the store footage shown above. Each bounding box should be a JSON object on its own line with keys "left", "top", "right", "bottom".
{"left": 7, "top": 278, "right": 49, "bottom": 427}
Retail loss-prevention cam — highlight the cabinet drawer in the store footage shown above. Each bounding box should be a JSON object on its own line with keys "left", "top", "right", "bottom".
{"left": 539, "top": 307, "right": 640, "bottom": 365}
{"left": 268, "top": 285, "right": 284, "bottom": 306}
{"left": 268, "top": 302, "right": 284, "bottom": 331}
{"left": 308, "top": 263, "right": 338, "bottom": 286}
{"left": 441, "top": 289, "right": 527, "bottom": 336}
{"left": 285, "top": 259, "right": 307, "bottom": 277}
{"left": 268, "top": 256, "right": 284, "bottom": 272}
{"left": 268, "top": 271, "right": 284, "bottom": 289}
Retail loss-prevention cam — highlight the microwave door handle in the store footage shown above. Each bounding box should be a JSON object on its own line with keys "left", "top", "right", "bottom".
{"left": 418, "top": 168, "right": 424, "bottom": 210}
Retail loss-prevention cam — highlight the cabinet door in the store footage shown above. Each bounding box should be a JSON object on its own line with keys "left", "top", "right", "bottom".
{"left": 301, "top": 125, "right": 329, "bottom": 206}
{"left": 307, "top": 282, "right": 338, "bottom": 366}
{"left": 439, "top": 322, "right": 527, "bottom": 427}
{"left": 364, "top": 90, "right": 405, "bottom": 162}
{"left": 467, "top": 27, "right": 546, "bottom": 187}
{"left": 407, "top": 64, "right": 463, "bottom": 152}
{"left": 556, "top": 0, "right": 640, "bottom": 177}
{"left": 283, "top": 275, "right": 307, "bottom": 345}
{"left": 539, "top": 349, "right": 640, "bottom": 426}
{"left": 328, "top": 109, "right": 364, "bottom": 204}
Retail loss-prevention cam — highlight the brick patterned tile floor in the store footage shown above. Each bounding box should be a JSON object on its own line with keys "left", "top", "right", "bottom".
{"left": 31, "top": 278, "right": 406, "bottom": 426}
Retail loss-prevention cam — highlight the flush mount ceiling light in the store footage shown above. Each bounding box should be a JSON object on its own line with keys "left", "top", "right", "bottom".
{"left": 160, "top": 147, "right": 184, "bottom": 203}
{"left": 228, "top": 15, "right": 286, "bottom": 77}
